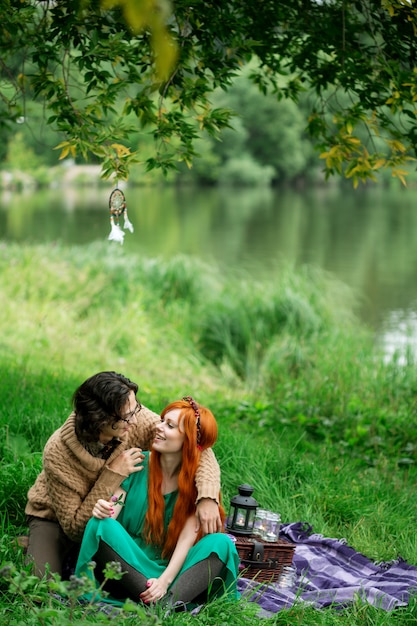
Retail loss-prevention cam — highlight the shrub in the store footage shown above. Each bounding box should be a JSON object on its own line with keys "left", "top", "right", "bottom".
{"left": 218, "top": 155, "right": 275, "bottom": 186}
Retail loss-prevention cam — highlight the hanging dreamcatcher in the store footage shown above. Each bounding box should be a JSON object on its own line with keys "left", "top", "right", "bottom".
{"left": 108, "top": 187, "right": 134, "bottom": 245}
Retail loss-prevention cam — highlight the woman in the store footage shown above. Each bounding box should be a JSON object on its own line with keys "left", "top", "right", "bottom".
{"left": 75, "top": 397, "right": 239, "bottom": 609}
{"left": 25, "top": 372, "right": 222, "bottom": 578}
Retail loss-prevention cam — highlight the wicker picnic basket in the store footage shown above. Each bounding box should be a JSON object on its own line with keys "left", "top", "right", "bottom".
{"left": 234, "top": 536, "right": 295, "bottom": 583}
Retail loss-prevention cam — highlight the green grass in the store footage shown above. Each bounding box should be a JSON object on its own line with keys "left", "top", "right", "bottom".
{"left": 1, "top": 241, "right": 417, "bottom": 624}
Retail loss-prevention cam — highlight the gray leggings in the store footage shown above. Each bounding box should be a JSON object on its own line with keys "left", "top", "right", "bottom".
{"left": 94, "top": 540, "right": 226, "bottom": 605}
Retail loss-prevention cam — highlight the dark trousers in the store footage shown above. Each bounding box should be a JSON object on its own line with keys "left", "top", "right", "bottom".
{"left": 26, "top": 516, "right": 79, "bottom": 579}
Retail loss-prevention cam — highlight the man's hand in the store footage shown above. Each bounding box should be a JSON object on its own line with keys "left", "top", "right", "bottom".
{"left": 195, "top": 498, "right": 222, "bottom": 535}
{"left": 108, "top": 447, "right": 144, "bottom": 476}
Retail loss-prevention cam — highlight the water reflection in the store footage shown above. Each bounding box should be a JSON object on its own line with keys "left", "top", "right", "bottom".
{"left": 380, "top": 309, "right": 417, "bottom": 365}
{"left": 1, "top": 183, "right": 417, "bottom": 356}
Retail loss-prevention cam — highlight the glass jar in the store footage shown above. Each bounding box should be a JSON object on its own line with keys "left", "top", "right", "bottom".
{"left": 264, "top": 512, "right": 281, "bottom": 542}
{"left": 253, "top": 509, "right": 268, "bottom": 539}
{"left": 277, "top": 565, "right": 297, "bottom": 588}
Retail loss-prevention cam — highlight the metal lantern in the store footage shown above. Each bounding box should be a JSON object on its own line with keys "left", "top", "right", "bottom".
{"left": 226, "top": 483, "right": 258, "bottom": 536}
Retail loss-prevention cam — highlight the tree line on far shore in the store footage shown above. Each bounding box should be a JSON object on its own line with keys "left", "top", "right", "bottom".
{"left": 1, "top": 64, "right": 408, "bottom": 190}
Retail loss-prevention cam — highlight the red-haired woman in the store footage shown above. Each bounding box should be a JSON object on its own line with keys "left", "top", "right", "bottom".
{"left": 75, "top": 397, "right": 239, "bottom": 609}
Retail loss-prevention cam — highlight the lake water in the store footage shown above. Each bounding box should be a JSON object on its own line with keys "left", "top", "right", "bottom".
{"left": 1, "top": 182, "right": 417, "bottom": 360}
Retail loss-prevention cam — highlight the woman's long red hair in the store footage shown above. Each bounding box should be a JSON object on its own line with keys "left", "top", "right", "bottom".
{"left": 143, "top": 400, "right": 225, "bottom": 558}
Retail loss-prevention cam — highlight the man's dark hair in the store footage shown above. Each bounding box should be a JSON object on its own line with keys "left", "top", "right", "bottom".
{"left": 73, "top": 371, "right": 139, "bottom": 443}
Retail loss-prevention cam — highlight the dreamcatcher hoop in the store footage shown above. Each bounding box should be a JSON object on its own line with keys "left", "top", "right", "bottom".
{"left": 108, "top": 187, "right": 134, "bottom": 244}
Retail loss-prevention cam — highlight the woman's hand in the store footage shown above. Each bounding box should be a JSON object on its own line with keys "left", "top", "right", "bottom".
{"left": 108, "top": 447, "right": 145, "bottom": 476}
{"left": 92, "top": 498, "right": 114, "bottom": 519}
{"left": 139, "top": 578, "right": 168, "bottom": 604}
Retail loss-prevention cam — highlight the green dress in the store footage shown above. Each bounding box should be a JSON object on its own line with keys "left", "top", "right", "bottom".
{"left": 75, "top": 452, "right": 240, "bottom": 605}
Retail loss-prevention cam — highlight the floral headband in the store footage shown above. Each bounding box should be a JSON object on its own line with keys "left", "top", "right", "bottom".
{"left": 183, "top": 395, "right": 201, "bottom": 448}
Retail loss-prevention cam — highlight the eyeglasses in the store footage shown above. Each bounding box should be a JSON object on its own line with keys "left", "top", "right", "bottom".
{"left": 119, "top": 401, "right": 142, "bottom": 424}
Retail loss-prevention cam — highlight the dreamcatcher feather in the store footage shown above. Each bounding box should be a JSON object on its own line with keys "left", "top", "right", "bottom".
{"left": 108, "top": 188, "right": 134, "bottom": 244}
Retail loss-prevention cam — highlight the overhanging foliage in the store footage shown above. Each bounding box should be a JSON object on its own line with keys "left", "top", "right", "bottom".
{"left": 1, "top": 0, "right": 417, "bottom": 185}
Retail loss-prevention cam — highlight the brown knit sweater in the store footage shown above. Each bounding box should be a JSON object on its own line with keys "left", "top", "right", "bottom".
{"left": 25, "top": 405, "right": 220, "bottom": 542}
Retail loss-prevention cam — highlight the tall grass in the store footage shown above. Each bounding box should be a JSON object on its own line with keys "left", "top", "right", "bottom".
{"left": 195, "top": 265, "right": 354, "bottom": 378}
{"left": 1, "top": 241, "right": 417, "bottom": 624}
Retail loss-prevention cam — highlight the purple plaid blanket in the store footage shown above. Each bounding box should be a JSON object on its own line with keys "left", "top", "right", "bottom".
{"left": 237, "top": 522, "right": 417, "bottom": 615}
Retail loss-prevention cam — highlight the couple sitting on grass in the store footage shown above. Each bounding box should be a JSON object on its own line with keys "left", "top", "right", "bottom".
{"left": 25, "top": 371, "right": 239, "bottom": 610}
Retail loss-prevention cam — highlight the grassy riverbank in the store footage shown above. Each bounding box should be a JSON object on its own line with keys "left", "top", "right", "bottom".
{"left": 1, "top": 241, "right": 417, "bottom": 624}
